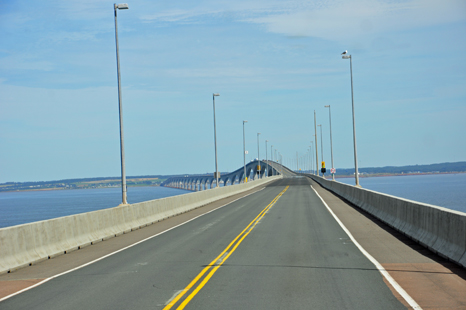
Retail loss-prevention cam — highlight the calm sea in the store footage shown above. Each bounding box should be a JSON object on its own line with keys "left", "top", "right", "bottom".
{"left": 1, "top": 174, "right": 465, "bottom": 229}
{"left": 335, "top": 173, "right": 466, "bottom": 213}
{"left": 0, "top": 186, "right": 190, "bottom": 229}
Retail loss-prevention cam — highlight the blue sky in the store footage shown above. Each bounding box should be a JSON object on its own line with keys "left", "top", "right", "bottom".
{"left": 1, "top": 0, "right": 465, "bottom": 183}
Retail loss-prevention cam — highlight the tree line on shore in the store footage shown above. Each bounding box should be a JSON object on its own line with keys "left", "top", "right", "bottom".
{"left": 2, "top": 161, "right": 465, "bottom": 192}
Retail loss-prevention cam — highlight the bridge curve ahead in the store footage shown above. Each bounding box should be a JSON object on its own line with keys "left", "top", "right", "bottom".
{"left": 161, "top": 159, "right": 296, "bottom": 190}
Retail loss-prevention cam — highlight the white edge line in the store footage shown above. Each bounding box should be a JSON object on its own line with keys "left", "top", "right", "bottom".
{"left": 310, "top": 185, "right": 422, "bottom": 310}
{"left": 0, "top": 187, "right": 266, "bottom": 303}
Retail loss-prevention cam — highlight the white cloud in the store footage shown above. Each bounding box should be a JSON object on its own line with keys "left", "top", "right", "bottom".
{"left": 243, "top": 0, "right": 466, "bottom": 40}
{"left": 137, "top": 0, "right": 466, "bottom": 42}
{"left": 165, "top": 66, "right": 339, "bottom": 79}
{"left": 140, "top": 9, "right": 209, "bottom": 23}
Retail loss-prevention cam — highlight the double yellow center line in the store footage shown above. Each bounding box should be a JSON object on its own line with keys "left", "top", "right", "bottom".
{"left": 163, "top": 186, "right": 289, "bottom": 310}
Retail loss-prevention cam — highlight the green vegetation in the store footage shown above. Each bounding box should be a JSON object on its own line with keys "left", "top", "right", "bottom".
{"left": 0, "top": 175, "right": 170, "bottom": 192}
{"left": 334, "top": 161, "right": 466, "bottom": 177}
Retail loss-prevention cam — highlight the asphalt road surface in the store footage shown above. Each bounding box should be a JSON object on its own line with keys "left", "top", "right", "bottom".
{"left": 1, "top": 177, "right": 407, "bottom": 309}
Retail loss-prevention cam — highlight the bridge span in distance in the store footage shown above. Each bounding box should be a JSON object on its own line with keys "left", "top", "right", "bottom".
{"left": 161, "top": 159, "right": 296, "bottom": 190}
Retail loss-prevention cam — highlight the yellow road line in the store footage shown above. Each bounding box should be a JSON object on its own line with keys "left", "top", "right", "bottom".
{"left": 164, "top": 186, "right": 289, "bottom": 310}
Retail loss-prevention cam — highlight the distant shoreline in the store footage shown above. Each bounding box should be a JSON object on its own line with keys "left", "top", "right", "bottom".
{"left": 328, "top": 171, "right": 466, "bottom": 179}
{"left": 1, "top": 184, "right": 162, "bottom": 194}
{"left": 2, "top": 171, "right": 465, "bottom": 193}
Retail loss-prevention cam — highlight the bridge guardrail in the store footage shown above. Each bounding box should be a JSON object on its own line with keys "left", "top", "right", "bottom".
{"left": 306, "top": 174, "right": 466, "bottom": 268}
{"left": 0, "top": 175, "right": 282, "bottom": 274}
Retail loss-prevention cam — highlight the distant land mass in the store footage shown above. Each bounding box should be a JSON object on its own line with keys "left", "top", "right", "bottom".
{"left": 1, "top": 161, "right": 465, "bottom": 192}
{"left": 0, "top": 173, "right": 213, "bottom": 193}
{"left": 333, "top": 161, "right": 466, "bottom": 177}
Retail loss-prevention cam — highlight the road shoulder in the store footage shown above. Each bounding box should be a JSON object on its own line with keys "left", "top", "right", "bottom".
{"left": 311, "top": 179, "right": 466, "bottom": 309}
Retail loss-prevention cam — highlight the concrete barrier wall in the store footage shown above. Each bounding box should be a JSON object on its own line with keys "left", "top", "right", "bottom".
{"left": 307, "top": 174, "right": 466, "bottom": 268}
{"left": 0, "top": 176, "right": 282, "bottom": 274}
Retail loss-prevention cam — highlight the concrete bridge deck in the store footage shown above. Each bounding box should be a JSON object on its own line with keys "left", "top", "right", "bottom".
{"left": 1, "top": 176, "right": 465, "bottom": 309}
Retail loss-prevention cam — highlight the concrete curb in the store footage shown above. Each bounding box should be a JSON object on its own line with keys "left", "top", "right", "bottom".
{"left": 307, "top": 174, "right": 466, "bottom": 268}
{"left": 0, "top": 176, "right": 282, "bottom": 274}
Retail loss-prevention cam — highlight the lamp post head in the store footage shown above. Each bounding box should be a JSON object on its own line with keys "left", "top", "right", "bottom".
{"left": 115, "top": 3, "right": 129, "bottom": 9}
{"left": 325, "top": 105, "right": 330, "bottom": 108}
{"left": 243, "top": 120, "right": 248, "bottom": 124}
{"left": 213, "top": 93, "right": 220, "bottom": 97}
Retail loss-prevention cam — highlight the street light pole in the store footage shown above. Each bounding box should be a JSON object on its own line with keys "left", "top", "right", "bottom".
{"left": 279, "top": 153, "right": 282, "bottom": 175}
{"left": 213, "top": 93, "right": 220, "bottom": 188}
{"left": 271, "top": 145, "right": 274, "bottom": 176}
{"left": 310, "top": 141, "right": 314, "bottom": 175}
{"left": 114, "top": 3, "right": 129, "bottom": 205}
{"left": 257, "top": 133, "right": 261, "bottom": 179}
{"left": 325, "top": 105, "right": 335, "bottom": 180}
{"left": 342, "top": 51, "right": 360, "bottom": 186}
{"left": 243, "top": 120, "right": 248, "bottom": 183}
{"left": 296, "top": 152, "right": 299, "bottom": 172}
{"left": 265, "top": 140, "right": 268, "bottom": 178}
{"left": 278, "top": 152, "right": 281, "bottom": 175}
{"left": 309, "top": 145, "right": 312, "bottom": 174}
{"left": 318, "top": 124, "right": 323, "bottom": 170}
{"left": 314, "top": 110, "right": 319, "bottom": 176}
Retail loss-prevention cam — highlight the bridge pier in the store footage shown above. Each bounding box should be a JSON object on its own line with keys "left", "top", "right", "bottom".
{"left": 160, "top": 159, "right": 286, "bottom": 190}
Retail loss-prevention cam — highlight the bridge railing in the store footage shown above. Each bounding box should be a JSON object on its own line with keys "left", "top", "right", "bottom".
{"left": 306, "top": 174, "right": 466, "bottom": 268}
{"left": 0, "top": 175, "right": 282, "bottom": 275}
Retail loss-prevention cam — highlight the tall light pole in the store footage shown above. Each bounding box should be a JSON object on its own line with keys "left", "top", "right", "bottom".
{"left": 243, "top": 120, "right": 248, "bottom": 183}
{"left": 265, "top": 140, "right": 268, "bottom": 178}
{"left": 309, "top": 146, "right": 312, "bottom": 174}
{"left": 279, "top": 153, "right": 282, "bottom": 175}
{"left": 342, "top": 50, "right": 360, "bottom": 187}
{"left": 310, "top": 141, "right": 314, "bottom": 175}
{"left": 296, "top": 152, "right": 299, "bottom": 172}
{"left": 114, "top": 3, "right": 129, "bottom": 205}
{"left": 314, "top": 110, "right": 319, "bottom": 176}
{"left": 278, "top": 152, "right": 281, "bottom": 175}
{"left": 257, "top": 133, "right": 261, "bottom": 179}
{"left": 318, "top": 124, "right": 323, "bottom": 174}
{"left": 213, "top": 93, "right": 220, "bottom": 188}
{"left": 325, "top": 105, "right": 335, "bottom": 180}
{"left": 271, "top": 145, "right": 274, "bottom": 176}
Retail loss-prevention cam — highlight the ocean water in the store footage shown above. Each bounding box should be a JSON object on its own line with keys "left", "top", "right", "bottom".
{"left": 335, "top": 173, "right": 466, "bottom": 213}
{"left": 0, "top": 186, "right": 190, "bottom": 229}
{"left": 2, "top": 174, "right": 465, "bottom": 229}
